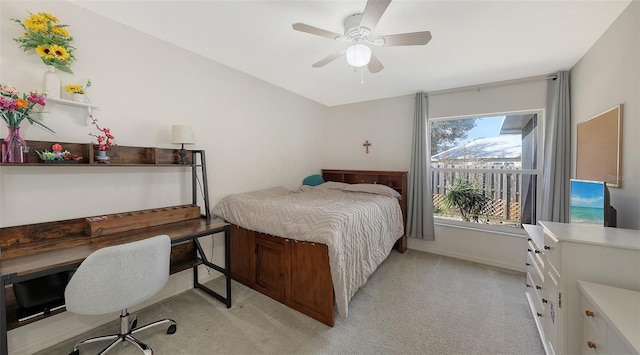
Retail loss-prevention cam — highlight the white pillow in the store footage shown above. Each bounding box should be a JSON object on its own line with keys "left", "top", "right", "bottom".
{"left": 341, "top": 183, "right": 401, "bottom": 198}
{"left": 315, "top": 181, "right": 350, "bottom": 190}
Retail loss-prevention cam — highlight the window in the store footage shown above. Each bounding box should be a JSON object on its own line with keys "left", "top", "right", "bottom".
{"left": 429, "top": 111, "right": 541, "bottom": 229}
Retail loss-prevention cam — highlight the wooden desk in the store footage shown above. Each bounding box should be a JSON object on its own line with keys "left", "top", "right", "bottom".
{"left": 0, "top": 217, "right": 231, "bottom": 355}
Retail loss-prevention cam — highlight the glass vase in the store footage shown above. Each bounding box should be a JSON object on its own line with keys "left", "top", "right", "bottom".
{"left": 2, "top": 126, "right": 28, "bottom": 163}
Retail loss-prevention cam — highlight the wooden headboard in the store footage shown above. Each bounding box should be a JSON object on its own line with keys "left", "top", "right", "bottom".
{"left": 322, "top": 169, "right": 408, "bottom": 252}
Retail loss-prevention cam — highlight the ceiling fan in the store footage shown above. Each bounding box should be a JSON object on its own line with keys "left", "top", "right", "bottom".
{"left": 292, "top": 0, "right": 432, "bottom": 74}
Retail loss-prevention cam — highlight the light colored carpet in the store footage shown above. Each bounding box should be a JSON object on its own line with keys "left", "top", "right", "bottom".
{"left": 36, "top": 250, "right": 545, "bottom": 355}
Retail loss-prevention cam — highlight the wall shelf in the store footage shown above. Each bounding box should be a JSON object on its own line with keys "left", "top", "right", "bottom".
{"left": 0, "top": 140, "right": 193, "bottom": 166}
{"left": 46, "top": 98, "right": 99, "bottom": 124}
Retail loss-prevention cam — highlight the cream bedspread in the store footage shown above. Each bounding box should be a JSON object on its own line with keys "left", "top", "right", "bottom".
{"left": 211, "top": 186, "right": 404, "bottom": 318}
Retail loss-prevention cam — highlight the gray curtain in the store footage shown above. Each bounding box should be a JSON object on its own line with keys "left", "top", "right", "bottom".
{"left": 406, "top": 92, "right": 435, "bottom": 240}
{"left": 540, "top": 71, "right": 571, "bottom": 222}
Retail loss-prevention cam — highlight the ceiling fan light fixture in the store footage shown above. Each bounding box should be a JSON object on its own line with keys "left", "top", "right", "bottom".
{"left": 345, "top": 44, "right": 371, "bottom": 68}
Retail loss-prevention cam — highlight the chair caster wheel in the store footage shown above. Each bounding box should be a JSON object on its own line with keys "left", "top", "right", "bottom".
{"left": 69, "top": 349, "right": 80, "bottom": 355}
{"left": 167, "top": 324, "right": 177, "bottom": 334}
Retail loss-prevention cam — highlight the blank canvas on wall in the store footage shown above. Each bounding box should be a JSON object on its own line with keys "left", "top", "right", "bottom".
{"left": 576, "top": 104, "right": 622, "bottom": 187}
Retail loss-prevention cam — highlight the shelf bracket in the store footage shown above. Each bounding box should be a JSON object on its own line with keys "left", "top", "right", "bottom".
{"left": 46, "top": 98, "right": 99, "bottom": 126}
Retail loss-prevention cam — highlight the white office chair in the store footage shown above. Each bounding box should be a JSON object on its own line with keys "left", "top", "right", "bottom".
{"left": 64, "top": 234, "right": 177, "bottom": 355}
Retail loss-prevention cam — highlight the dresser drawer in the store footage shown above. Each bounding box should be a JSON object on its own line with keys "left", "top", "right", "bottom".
{"left": 527, "top": 273, "right": 544, "bottom": 315}
{"left": 527, "top": 265, "right": 544, "bottom": 303}
{"left": 542, "top": 233, "right": 560, "bottom": 276}
{"left": 583, "top": 315, "right": 607, "bottom": 354}
{"left": 527, "top": 240, "right": 545, "bottom": 270}
{"left": 527, "top": 252, "right": 544, "bottom": 286}
{"left": 582, "top": 295, "right": 607, "bottom": 337}
{"left": 607, "top": 326, "right": 635, "bottom": 354}
{"left": 582, "top": 293, "right": 607, "bottom": 354}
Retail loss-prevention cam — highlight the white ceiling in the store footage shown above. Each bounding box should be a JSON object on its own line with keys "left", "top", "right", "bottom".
{"left": 70, "top": 0, "right": 631, "bottom": 107}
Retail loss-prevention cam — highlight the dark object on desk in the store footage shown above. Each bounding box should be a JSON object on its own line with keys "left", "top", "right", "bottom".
{"left": 13, "top": 271, "right": 69, "bottom": 321}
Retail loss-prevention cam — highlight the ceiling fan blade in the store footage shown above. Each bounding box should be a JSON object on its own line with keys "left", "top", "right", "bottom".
{"left": 367, "top": 52, "right": 384, "bottom": 73}
{"left": 312, "top": 51, "right": 344, "bottom": 68}
{"left": 292, "top": 23, "right": 342, "bottom": 40}
{"left": 359, "top": 0, "right": 391, "bottom": 33}
{"left": 380, "top": 31, "right": 432, "bottom": 46}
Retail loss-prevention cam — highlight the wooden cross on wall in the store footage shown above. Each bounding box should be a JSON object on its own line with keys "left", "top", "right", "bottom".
{"left": 363, "top": 140, "right": 372, "bottom": 154}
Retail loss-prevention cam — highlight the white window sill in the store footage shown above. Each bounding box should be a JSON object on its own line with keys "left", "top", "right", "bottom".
{"left": 434, "top": 218, "right": 528, "bottom": 238}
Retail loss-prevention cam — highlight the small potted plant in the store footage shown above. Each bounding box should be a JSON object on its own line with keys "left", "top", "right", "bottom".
{"left": 88, "top": 114, "right": 114, "bottom": 163}
{"left": 64, "top": 79, "right": 91, "bottom": 102}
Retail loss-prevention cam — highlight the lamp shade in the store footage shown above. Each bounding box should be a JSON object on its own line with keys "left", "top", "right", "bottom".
{"left": 170, "top": 125, "right": 195, "bottom": 144}
{"left": 345, "top": 44, "right": 372, "bottom": 68}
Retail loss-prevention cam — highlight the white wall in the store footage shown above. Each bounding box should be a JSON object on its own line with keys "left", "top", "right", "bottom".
{"left": 322, "top": 94, "right": 414, "bottom": 171}
{"left": 571, "top": 0, "right": 640, "bottom": 230}
{"left": 1, "top": 1, "right": 326, "bottom": 353}
{"left": 428, "top": 79, "right": 548, "bottom": 119}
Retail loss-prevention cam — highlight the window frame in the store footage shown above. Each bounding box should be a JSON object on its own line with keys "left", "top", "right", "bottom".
{"left": 428, "top": 109, "right": 545, "bottom": 232}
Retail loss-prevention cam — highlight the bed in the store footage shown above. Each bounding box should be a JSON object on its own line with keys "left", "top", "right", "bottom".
{"left": 212, "top": 169, "right": 407, "bottom": 326}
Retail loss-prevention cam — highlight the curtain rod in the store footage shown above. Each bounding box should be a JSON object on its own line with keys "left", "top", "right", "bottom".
{"left": 427, "top": 73, "right": 556, "bottom": 96}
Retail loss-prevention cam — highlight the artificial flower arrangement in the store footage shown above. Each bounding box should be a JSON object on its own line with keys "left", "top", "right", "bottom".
{"left": 36, "top": 143, "right": 83, "bottom": 162}
{"left": 0, "top": 84, "right": 53, "bottom": 132}
{"left": 64, "top": 79, "right": 91, "bottom": 95}
{"left": 89, "top": 115, "right": 115, "bottom": 151}
{"left": 12, "top": 11, "right": 76, "bottom": 73}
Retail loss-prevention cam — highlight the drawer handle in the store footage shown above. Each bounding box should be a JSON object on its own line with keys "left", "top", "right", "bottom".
{"left": 528, "top": 248, "right": 532, "bottom": 252}
{"left": 534, "top": 250, "right": 540, "bottom": 254}
{"left": 587, "top": 341, "right": 597, "bottom": 349}
{"left": 542, "top": 298, "right": 548, "bottom": 304}
{"left": 544, "top": 245, "right": 551, "bottom": 250}
{"left": 536, "top": 285, "right": 542, "bottom": 290}
{"left": 526, "top": 262, "right": 531, "bottom": 266}
{"left": 585, "top": 310, "right": 595, "bottom": 317}
{"left": 536, "top": 312, "right": 543, "bottom": 317}
{"left": 526, "top": 284, "right": 531, "bottom": 288}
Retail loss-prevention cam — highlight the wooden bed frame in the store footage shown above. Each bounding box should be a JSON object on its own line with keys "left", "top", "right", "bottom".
{"left": 229, "top": 169, "right": 408, "bottom": 326}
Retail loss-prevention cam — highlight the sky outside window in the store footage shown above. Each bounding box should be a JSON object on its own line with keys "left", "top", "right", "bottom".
{"left": 462, "top": 116, "right": 505, "bottom": 144}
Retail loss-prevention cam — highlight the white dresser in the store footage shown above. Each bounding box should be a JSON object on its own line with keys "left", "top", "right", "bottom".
{"left": 524, "top": 221, "right": 640, "bottom": 355}
{"left": 578, "top": 281, "right": 640, "bottom": 354}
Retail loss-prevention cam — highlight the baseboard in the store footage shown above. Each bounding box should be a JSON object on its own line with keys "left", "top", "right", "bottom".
{"left": 407, "top": 243, "right": 526, "bottom": 273}
{"left": 9, "top": 270, "right": 220, "bottom": 355}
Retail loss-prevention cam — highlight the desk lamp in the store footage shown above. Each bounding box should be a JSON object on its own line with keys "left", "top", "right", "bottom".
{"left": 170, "top": 125, "right": 195, "bottom": 164}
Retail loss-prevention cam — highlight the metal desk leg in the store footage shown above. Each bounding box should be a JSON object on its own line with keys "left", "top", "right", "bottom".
{"left": 224, "top": 225, "right": 231, "bottom": 306}
{"left": 1, "top": 277, "right": 9, "bottom": 355}
{"left": 192, "top": 226, "right": 231, "bottom": 308}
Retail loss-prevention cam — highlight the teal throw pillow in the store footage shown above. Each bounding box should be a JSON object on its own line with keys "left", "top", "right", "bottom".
{"left": 302, "top": 174, "right": 324, "bottom": 186}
